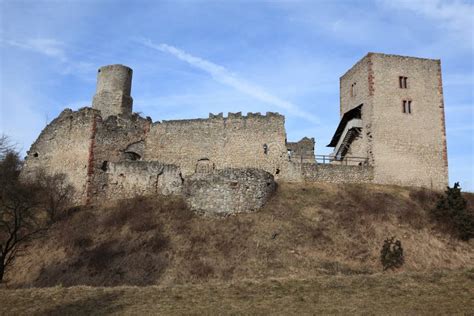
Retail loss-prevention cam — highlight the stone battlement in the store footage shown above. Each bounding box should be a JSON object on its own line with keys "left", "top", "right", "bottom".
{"left": 154, "top": 111, "right": 284, "bottom": 126}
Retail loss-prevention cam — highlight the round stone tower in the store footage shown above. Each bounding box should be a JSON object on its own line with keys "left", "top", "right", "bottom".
{"left": 92, "top": 64, "right": 133, "bottom": 119}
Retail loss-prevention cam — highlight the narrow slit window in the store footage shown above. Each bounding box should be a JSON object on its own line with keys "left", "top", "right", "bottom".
{"left": 350, "top": 82, "right": 357, "bottom": 97}
{"left": 399, "top": 76, "right": 408, "bottom": 89}
{"left": 402, "top": 100, "right": 412, "bottom": 114}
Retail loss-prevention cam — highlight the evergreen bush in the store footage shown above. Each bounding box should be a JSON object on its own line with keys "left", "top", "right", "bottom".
{"left": 380, "top": 237, "right": 404, "bottom": 271}
{"left": 432, "top": 182, "right": 474, "bottom": 241}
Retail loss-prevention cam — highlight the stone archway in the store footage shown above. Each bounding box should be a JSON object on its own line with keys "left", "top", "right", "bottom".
{"left": 195, "top": 158, "right": 214, "bottom": 174}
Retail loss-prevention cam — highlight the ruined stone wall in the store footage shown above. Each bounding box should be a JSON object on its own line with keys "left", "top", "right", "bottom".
{"left": 287, "top": 137, "right": 315, "bottom": 164}
{"left": 103, "top": 161, "right": 183, "bottom": 200}
{"left": 370, "top": 54, "right": 448, "bottom": 190}
{"left": 144, "top": 112, "right": 288, "bottom": 179}
{"left": 21, "top": 108, "right": 97, "bottom": 204}
{"left": 86, "top": 114, "right": 151, "bottom": 203}
{"left": 184, "top": 168, "right": 276, "bottom": 215}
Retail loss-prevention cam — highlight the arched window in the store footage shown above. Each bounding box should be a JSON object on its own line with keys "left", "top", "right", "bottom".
{"left": 122, "top": 141, "right": 144, "bottom": 161}
{"left": 124, "top": 151, "right": 141, "bottom": 161}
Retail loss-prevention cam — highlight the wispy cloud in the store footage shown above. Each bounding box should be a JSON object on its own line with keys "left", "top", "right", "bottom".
{"left": 140, "top": 39, "right": 320, "bottom": 123}
{"left": 4, "top": 38, "right": 67, "bottom": 62}
{"left": 379, "top": 0, "right": 474, "bottom": 38}
{"left": 1, "top": 37, "right": 95, "bottom": 79}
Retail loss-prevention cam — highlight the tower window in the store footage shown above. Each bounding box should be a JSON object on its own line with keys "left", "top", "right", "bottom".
{"left": 402, "top": 100, "right": 412, "bottom": 114}
{"left": 263, "top": 144, "right": 268, "bottom": 155}
{"left": 350, "top": 82, "right": 357, "bottom": 97}
{"left": 399, "top": 76, "right": 408, "bottom": 89}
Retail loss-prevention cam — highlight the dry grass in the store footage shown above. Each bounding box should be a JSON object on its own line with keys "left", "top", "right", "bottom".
{"left": 3, "top": 182, "right": 474, "bottom": 289}
{"left": 1, "top": 270, "right": 473, "bottom": 315}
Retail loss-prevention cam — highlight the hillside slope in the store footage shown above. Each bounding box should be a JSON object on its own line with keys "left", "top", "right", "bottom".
{"left": 5, "top": 182, "right": 474, "bottom": 287}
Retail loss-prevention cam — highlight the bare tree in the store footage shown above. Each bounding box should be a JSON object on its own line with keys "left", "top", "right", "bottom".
{"left": 0, "top": 176, "right": 46, "bottom": 282}
{"left": 35, "top": 170, "right": 75, "bottom": 223}
{"left": 0, "top": 136, "right": 73, "bottom": 282}
{"left": 0, "top": 142, "right": 49, "bottom": 282}
{"left": 0, "top": 134, "right": 16, "bottom": 160}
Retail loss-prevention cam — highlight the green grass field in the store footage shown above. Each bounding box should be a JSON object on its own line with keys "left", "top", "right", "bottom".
{"left": 1, "top": 270, "right": 473, "bottom": 315}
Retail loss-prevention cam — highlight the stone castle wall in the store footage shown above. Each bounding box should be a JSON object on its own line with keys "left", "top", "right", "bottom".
{"left": 86, "top": 114, "right": 151, "bottom": 203}
{"left": 287, "top": 137, "right": 315, "bottom": 164}
{"left": 144, "top": 112, "right": 288, "bottom": 178}
{"left": 303, "top": 163, "right": 374, "bottom": 183}
{"left": 184, "top": 168, "right": 276, "bottom": 215}
{"left": 104, "top": 161, "right": 183, "bottom": 200}
{"left": 283, "top": 163, "right": 373, "bottom": 183}
{"left": 21, "top": 108, "right": 97, "bottom": 204}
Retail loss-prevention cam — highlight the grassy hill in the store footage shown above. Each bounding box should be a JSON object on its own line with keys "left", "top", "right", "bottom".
{"left": 1, "top": 182, "right": 473, "bottom": 314}
{"left": 4, "top": 182, "right": 473, "bottom": 287}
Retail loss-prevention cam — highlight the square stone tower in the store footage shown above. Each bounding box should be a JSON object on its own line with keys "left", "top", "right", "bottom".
{"left": 329, "top": 53, "right": 448, "bottom": 190}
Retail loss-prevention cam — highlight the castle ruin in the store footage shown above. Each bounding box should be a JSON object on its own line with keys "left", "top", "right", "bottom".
{"left": 21, "top": 53, "right": 449, "bottom": 214}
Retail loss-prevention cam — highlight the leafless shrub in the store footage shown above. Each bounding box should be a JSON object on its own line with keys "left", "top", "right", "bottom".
{"left": 73, "top": 236, "right": 93, "bottom": 248}
{"left": 0, "top": 135, "right": 16, "bottom": 160}
{"left": 189, "top": 259, "right": 214, "bottom": 279}
{"left": 34, "top": 170, "right": 75, "bottom": 223}
{"left": 409, "top": 188, "right": 439, "bottom": 208}
{"left": 146, "top": 233, "right": 169, "bottom": 252}
{"left": 87, "top": 241, "right": 124, "bottom": 271}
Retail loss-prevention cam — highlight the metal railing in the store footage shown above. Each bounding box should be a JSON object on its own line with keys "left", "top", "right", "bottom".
{"left": 315, "top": 155, "right": 369, "bottom": 166}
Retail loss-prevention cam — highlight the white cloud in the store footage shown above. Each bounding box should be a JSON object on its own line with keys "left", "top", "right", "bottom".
{"left": 139, "top": 39, "right": 320, "bottom": 124}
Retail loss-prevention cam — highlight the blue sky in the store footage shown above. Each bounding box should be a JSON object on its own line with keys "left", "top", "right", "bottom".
{"left": 0, "top": 0, "right": 473, "bottom": 190}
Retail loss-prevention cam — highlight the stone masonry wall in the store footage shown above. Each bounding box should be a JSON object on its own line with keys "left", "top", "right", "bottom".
{"left": 184, "top": 168, "right": 276, "bottom": 215}
{"left": 144, "top": 112, "right": 288, "bottom": 179}
{"left": 287, "top": 137, "right": 315, "bottom": 164}
{"left": 103, "top": 161, "right": 183, "bottom": 200}
{"left": 370, "top": 54, "right": 448, "bottom": 190}
{"left": 86, "top": 114, "right": 152, "bottom": 203}
{"left": 92, "top": 64, "right": 133, "bottom": 119}
{"left": 304, "top": 164, "right": 374, "bottom": 183}
{"left": 339, "top": 54, "right": 374, "bottom": 164}
{"left": 21, "top": 108, "right": 96, "bottom": 204}
{"left": 286, "top": 163, "right": 374, "bottom": 183}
